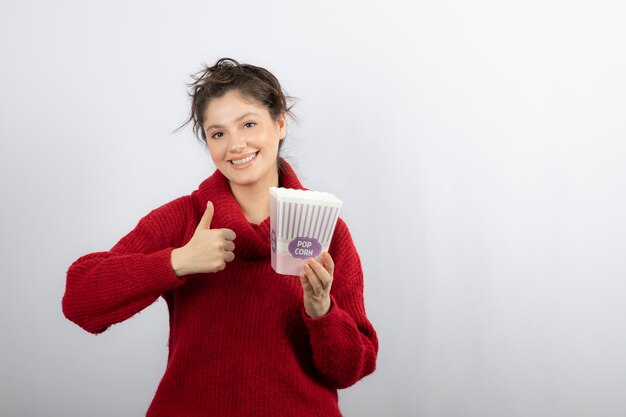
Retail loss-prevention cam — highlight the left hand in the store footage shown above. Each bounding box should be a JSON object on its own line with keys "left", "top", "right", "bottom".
{"left": 299, "top": 252, "right": 334, "bottom": 318}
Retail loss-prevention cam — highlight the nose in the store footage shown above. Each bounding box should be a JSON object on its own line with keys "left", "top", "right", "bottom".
{"left": 229, "top": 135, "right": 247, "bottom": 153}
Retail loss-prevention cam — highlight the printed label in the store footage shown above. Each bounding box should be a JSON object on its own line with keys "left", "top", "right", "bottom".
{"left": 271, "top": 229, "right": 277, "bottom": 252}
{"left": 288, "top": 237, "right": 322, "bottom": 259}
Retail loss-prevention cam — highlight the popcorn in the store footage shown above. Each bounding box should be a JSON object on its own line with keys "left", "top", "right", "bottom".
{"left": 269, "top": 187, "right": 343, "bottom": 275}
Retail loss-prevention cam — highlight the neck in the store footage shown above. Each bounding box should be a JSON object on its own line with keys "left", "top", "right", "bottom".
{"left": 229, "top": 167, "right": 279, "bottom": 225}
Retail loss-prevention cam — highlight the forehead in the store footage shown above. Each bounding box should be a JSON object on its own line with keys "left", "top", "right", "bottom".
{"left": 203, "top": 90, "right": 269, "bottom": 126}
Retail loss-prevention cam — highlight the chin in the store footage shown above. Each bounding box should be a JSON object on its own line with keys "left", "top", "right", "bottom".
{"left": 228, "top": 176, "right": 256, "bottom": 186}
{"left": 218, "top": 156, "right": 277, "bottom": 187}
{"left": 224, "top": 169, "right": 260, "bottom": 185}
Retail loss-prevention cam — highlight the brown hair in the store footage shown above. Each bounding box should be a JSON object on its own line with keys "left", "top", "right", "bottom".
{"left": 175, "top": 58, "right": 297, "bottom": 175}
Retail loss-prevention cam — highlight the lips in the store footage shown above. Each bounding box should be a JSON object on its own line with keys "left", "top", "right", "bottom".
{"left": 229, "top": 151, "right": 259, "bottom": 166}
{"left": 228, "top": 151, "right": 258, "bottom": 162}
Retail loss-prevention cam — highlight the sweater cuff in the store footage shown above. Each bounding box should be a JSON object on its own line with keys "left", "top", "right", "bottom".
{"left": 134, "top": 247, "right": 187, "bottom": 294}
{"left": 301, "top": 294, "right": 352, "bottom": 336}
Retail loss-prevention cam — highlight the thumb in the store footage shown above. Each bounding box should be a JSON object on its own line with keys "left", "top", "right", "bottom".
{"left": 197, "top": 201, "right": 214, "bottom": 231}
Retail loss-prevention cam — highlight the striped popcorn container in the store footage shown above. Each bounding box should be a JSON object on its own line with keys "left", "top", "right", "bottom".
{"left": 269, "top": 187, "right": 343, "bottom": 275}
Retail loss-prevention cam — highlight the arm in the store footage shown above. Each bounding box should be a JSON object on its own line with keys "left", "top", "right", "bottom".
{"left": 62, "top": 211, "right": 186, "bottom": 335}
{"left": 301, "top": 218, "right": 379, "bottom": 389}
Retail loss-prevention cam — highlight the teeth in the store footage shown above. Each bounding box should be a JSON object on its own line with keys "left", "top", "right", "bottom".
{"left": 231, "top": 152, "right": 257, "bottom": 166}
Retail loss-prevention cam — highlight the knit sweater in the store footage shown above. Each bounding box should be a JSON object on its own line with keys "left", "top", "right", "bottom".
{"left": 62, "top": 158, "right": 378, "bottom": 417}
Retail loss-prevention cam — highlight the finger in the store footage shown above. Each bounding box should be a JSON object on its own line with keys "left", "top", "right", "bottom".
{"left": 321, "top": 252, "right": 335, "bottom": 276}
{"left": 300, "top": 273, "right": 315, "bottom": 298}
{"left": 303, "top": 263, "right": 324, "bottom": 296}
{"left": 299, "top": 273, "right": 314, "bottom": 294}
{"left": 223, "top": 240, "right": 235, "bottom": 251}
{"left": 307, "top": 259, "right": 332, "bottom": 289}
{"left": 197, "top": 201, "right": 214, "bottom": 231}
{"left": 220, "top": 228, "right": 237, "bottom": 241}
{"left": 224, "top": 251, "right": 235, "bottom": 262}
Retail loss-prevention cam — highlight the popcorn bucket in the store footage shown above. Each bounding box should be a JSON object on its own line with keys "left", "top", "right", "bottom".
{"left": 269, "top": 187, "right": 343, "bottom": 275}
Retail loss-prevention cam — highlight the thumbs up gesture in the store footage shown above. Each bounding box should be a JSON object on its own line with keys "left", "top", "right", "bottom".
{"left": 170, "top": 201, "right": 236, "bottom": 277}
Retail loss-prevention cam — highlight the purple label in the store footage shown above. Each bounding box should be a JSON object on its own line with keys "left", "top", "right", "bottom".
{"left": 288, "top": 237, "right": 322, "bottom": 259}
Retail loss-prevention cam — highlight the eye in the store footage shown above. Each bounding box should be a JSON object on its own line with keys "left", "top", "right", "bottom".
{"left": 210, "top": 131, "right": 223, "bottom": 140}
{"left": 244, "top": 122, "right": 256, "bottom": 128}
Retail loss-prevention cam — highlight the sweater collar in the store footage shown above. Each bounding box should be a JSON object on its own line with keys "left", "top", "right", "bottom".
{"left": 193, "top": 157, "right": 306, "bottom": 259}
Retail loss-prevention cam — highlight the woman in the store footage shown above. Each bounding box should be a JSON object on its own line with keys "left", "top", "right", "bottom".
{"left": 63, "top": 57, "right": 378, "bottom": 416}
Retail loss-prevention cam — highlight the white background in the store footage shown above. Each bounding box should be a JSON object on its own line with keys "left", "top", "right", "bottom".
{"left": 1, "top": 0, "right": 625, "bottom": 416}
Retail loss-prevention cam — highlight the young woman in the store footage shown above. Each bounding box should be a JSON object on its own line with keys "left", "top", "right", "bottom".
{"left": 63, "top": 58, "right": 378, "bottom": 416}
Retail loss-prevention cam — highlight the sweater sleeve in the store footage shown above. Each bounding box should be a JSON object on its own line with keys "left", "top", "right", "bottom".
{"left": 62, "top": 208, "right": 187, "bottom": 334}
{"left": 301, "top": 218, "right": 379, "bottom": 389}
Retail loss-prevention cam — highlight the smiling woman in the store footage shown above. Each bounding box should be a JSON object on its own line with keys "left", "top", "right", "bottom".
{"left": 201, "top": 89, "right": 286, "bottom": 223}
{"left": 62, "top": 57, "right": 378, "bottom": 417}
{"left": 176, "top": 58, "right": 296, "bottom": 224}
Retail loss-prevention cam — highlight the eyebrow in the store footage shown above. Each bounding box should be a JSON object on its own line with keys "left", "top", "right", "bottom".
{"left": 204, "top": 112, "right": 261, "bottom": 131}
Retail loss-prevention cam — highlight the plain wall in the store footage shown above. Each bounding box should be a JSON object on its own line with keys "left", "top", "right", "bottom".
{"left": 1, "top": 0, "right": 625, "bottom": 416}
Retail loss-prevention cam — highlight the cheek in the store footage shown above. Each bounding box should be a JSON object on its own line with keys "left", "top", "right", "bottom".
{"left": 261, "top": 130, "right": 281, "bottom": 149}
{"left": 207, "top": 141, "right": 225, "bottom": 157}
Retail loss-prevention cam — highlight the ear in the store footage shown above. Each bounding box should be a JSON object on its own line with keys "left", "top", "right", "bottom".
{"left": 277, "top": 112, "right": 287, "bottom": 140}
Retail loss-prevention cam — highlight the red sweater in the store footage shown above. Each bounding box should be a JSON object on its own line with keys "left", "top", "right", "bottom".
{"left": 62, "top": 158, "right": 378, "bottom": 417}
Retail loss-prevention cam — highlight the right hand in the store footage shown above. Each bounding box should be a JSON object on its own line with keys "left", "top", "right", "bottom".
{"left": 171, "top": 201, "right": 236, "bottom": 276}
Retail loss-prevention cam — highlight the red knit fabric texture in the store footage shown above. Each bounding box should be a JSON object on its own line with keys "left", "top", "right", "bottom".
{"left": 63, "top": 158, "right": 378, "bottom": 417}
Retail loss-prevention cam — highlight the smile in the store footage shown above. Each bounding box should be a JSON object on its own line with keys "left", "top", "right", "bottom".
{"left": 230, "top": 152, "right": 258, "bottom": 166}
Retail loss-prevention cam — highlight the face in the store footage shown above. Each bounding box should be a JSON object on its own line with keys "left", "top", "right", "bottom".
{"left": 202, "top": 90, "right": 286, "bottom": 188}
